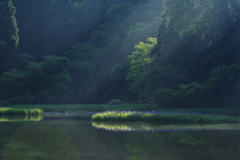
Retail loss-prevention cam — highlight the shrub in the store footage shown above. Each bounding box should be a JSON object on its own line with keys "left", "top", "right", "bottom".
{"left": 108, "top": 99, "right": 123, "bottom": 105}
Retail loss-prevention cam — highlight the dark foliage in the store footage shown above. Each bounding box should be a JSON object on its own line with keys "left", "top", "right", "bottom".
{"left": 2, "top": 0, "right": 239, "bottom": 109}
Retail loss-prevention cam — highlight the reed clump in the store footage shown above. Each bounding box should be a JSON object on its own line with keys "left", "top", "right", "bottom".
{"left": 92, "top": 110, "right": 240, "bottom": 123}
{"left": 0, "top": 108, "right": 43, "bottom": 116}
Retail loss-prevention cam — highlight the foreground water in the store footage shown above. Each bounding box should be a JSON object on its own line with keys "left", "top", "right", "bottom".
{"left": 0, "top": 116, "right": 240, "bottom": 160}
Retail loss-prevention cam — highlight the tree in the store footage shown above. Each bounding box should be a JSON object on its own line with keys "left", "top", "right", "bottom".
{"left": 149, "top": 0, "right": 240, "bottom": 108}
{"left": 0, "top": 0, "right": 19, "bottom": 74}
{"left": 127, "top": 37, "right": 157, "bottom": 99}
{"left": 0, "top": 56, "right": 73, "bottom": 104}
{"left": 44, "top": 0, "right": 72, "bottom": 55}
{"left": 0, "top": 0, "right": 164, "bottom": 104}
{"left": 12, "top": 0, "right": 50, "bottom": 58}
{"left": 121, "top": 17, "right": 161, "bottom": 55}
{"left": 68, "top": 60, "right": 96, "bottom": 103}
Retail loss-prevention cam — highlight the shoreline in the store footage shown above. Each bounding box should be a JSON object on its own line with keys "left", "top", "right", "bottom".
{"left": 43, "top": 112, "right": 95, "bottom": 115}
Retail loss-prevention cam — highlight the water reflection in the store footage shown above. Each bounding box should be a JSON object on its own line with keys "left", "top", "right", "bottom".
{"left": 92, "top": 121, "right": 240, "bottom": 132}
{"left": 0, "top": 116, "right": 239, "bottom": 160}
{"left": 0, "top": 115, "right": 43, "bottom": 122}
{"left": 4, "top": 123, "right": 80, "bottom": 160}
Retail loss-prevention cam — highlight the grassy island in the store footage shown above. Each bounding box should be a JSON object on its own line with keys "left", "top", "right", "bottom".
{"left": 92, "top": 110, "right": 240, "bottom": 123}
{"left": 0, "top": 107, "right": 43, "bottom": 116}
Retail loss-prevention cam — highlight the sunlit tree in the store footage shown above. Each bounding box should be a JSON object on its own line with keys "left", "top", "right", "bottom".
{"left": 0, "top": 0, "right": 19, "bottom": 74}
{"left": 127, "top": 37, "right": 157, "bottom": 98}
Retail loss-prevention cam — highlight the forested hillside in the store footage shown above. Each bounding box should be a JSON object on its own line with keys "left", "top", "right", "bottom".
{"left": 0, "top": 0, "right": 162, "bottom": 104}
{"left": 129, "top": 0, "right": 240, "bottom": 109}
{"left": 1, "top": 0, "right": 240, "bottom": 109}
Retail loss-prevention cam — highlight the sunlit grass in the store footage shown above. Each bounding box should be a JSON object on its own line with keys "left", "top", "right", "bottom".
{"left": 92, "top": 122, "right": 240, "bottom": 132}
{"left": 92, "top": 111, "right": 240, "bottom": 123}
{"left": 0, "top": 107, "right": 43, "bottom": 116}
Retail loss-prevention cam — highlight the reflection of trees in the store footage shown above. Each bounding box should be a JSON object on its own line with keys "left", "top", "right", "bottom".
{"left": 2, "top": 123, "right": 80, "bottom": 160}
{"left": 167, "top": 131, "right": 240, "bottom": 160}
{"left": 92, "top": 122, "right": 240, "bottom": 160}
{"left": 68, "top": 123, "right": 130, "bottom": 160}
{"left": 125, "top": 131, "right": 240, "bottom": 160}
{"left": 0, "top": 115, "right": 43, "bottom": 122}
{"left": 92, "top": 121, "right": 240, "bottom": 159}
{"left": 0, "top": 123, "right": 22, "bottom": 151}
{"left": 1, "top": 119, "right": 240, "bottom": 160}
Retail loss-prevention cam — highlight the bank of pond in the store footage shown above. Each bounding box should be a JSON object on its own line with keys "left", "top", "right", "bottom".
{"left": 1, "top": 106, "right": 240, "bottom": 124}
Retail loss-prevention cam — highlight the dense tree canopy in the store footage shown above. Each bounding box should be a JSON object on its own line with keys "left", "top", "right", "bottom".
{"left": 140, "top": 0, "right": 240, "bottom": 108}
{"left": 1, "top": 0, "right": 240, "bottom": 109}
{"left": 0, "top": 0, "right": 162, "bottom": 104}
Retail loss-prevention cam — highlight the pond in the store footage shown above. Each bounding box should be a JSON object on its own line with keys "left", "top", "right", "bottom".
{"left": 0, "top": 115, "right": 240, "bottom": 160}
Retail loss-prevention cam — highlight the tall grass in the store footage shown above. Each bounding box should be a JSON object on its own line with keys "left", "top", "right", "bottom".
{"left": 0, "top": 108, "right": 43, "bottom": 116}
{"left": 92, "top": 111, "right": 240, "bottom": 123}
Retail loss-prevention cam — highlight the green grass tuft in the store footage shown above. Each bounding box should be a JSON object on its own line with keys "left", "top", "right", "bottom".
{"left": 0, "top": 107, "right": 43, "bottom": 116}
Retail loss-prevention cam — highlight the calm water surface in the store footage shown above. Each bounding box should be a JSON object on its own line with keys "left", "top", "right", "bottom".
{"left": 0, "top": 116, "right": 240, "bottom": 160}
